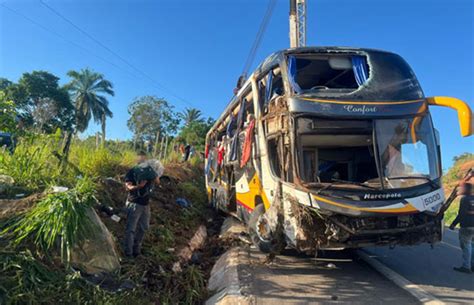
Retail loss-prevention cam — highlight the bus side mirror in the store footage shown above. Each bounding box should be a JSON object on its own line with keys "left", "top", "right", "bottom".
{"left": 426, "top": 96, "right": 472, "bottom": 137}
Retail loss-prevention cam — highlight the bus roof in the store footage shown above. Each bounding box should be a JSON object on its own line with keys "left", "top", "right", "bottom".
{"left": 207, "top": 46, "right": 423, "bottom": 138}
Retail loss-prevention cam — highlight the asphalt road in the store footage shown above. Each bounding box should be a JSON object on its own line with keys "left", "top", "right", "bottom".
{"left": 364, "top": 228, "right": 474, "bottom": 304}
{"left": 238, "top": 247, "right": 418, "bottom": 305}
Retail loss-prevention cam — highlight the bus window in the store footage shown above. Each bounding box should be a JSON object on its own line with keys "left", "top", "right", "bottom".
{"left": 268, "top": 137, "right": 282, "bottom": 179}
{"left": 259, "top": 68, "right": 284, "bottom": 113}
{"left": 269, "top": 67, "right": 284, "bottom": 101}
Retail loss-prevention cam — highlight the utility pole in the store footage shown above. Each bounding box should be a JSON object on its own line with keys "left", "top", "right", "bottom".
{"left": 289, "top": 0, "right": 306, "bottom": 48}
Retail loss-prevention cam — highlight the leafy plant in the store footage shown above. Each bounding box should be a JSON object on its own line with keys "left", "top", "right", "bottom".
{"left": 2, "top": 177, "right": 98, "bottom": 265}
{"left": 0, "top": 250, "right": 128, "bottom": 305}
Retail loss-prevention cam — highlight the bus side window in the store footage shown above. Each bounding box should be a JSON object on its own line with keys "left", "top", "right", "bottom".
{"left": 269, "top": 68, "right": 284, "bottom": 100}
{"left": 268, "top": 137, "right": 282, "bottom": 178}
{"left": 258, "top": 76, "right": 268, "bottom": 112}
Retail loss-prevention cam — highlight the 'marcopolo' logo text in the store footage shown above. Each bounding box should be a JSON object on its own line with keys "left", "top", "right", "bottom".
{"left": 363, "top": 193, "right": 402, "bottom": 200}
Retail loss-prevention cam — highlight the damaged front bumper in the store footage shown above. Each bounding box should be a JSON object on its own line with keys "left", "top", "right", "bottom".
{"left": 291, "top": 210, "right": 443, "bottom": 252}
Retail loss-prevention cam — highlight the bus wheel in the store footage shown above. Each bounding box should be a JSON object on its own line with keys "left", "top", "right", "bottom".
{"left": 248, "top": 204, "right": 284, "bottom": 254}
{"left": 210, "top": 190, "right": 218, "bottom": 210}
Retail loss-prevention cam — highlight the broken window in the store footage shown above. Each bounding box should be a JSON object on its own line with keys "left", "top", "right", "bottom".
{"left": 287, "top": 51, "right": 424, "bottom": 101}
{"left": 288, "top": 55, "right": 365, "bottom": 94}
{"left": 267, "top": 135, "right": 293, "bottom": 182}
{"left": 268, "top": 137, "right": 282, "bottom": 179}
{"left": 375, "top": 115, "right": 440, "bottom": 188}
{"left": 297, "top": 118, "right": 379, "bottom": 186}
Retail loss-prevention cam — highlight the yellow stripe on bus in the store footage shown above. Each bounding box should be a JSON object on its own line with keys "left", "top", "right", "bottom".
{"left": 300, "top": 98, "right": 425, "bottom": 105}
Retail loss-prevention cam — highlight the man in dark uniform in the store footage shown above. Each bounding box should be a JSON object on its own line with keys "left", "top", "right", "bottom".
{"left": 123, "top": 151, "right": 159, "bottom": 258}
{"left": 450, "top": 182, "right": 474, "bottom": 273}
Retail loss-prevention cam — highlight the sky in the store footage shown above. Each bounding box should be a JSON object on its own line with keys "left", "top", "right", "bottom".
{"left": 0, "top": 0, "right": 472, "bottom": 168}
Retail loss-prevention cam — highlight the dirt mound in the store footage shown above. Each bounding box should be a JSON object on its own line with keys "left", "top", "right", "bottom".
{"left": 0, "top": 193, "right": 44, "bottom": 219}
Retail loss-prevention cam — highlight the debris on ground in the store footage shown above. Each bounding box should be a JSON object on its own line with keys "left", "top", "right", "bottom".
{"left": 70, "top": 208, "right": 120, "bottom": 274}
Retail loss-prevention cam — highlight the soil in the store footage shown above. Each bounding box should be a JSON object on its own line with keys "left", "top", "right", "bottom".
{"left": 0, "top": 193, "right": 44, "bottom": 220}
{"left": 94, "top": 161, "right": 229, "bottom": 303}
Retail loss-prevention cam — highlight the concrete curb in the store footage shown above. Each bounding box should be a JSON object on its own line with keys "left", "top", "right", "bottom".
{"left": 206, "top": 247, "right": 253, "bottom": 305}
{"left": 357, "top": 250, "right": 445, "bottom": 305}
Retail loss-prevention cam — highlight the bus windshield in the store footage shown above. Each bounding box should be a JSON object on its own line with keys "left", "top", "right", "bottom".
{"left": 296, "top": 115, "right": 439, "bottom": 190}
{"left": 375, "top": 115, "right": 440, "bottom": 188}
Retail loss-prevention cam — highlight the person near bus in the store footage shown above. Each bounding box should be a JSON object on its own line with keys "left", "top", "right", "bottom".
{"left": 449, "top": 182, "right": 474, "bottom": 273}
{"left": 123, "top": 151, "right": 159, "bottom": 258}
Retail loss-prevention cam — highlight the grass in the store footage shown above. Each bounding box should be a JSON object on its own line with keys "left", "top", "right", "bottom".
{"left": 0, "top": 133, "right": 68, "bottom": 191}
{"left": 1, "top": 133, "right": 213, "bottom": 304}
{"left": 444, "top": 198, "right": 460, "bottom": 226}
{"left": 70, "top": 145, "right": 135, "bottom": 178}
{"left": 0, "top": 250, "right": 132, "bottom": 305}
{"left": 2, "top": 177, "right": 98, "bottom": 265}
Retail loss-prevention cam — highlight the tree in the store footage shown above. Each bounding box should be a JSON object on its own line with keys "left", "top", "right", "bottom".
{"left": 178, "top": 117, "right": 214, "bottom": 149}
{"left": 3, "top": 71, "right": 74, "bottom": 133}
{"left": 127, "top": 96, "right": 179, "bottom": 146}
{"left": 0, "top": 91, "right": 17, "bottom": 133}
{"left": 62, "top": 68, "right": 114, "bottom": 160}
{"left": 0, "top": 78, "right": 12, "bottom": 90}
{"left": 66, "top": 68, "right": 114, "bottom": 140}
{"left": 179, "top": 108, "right": 203, "bottom": 127}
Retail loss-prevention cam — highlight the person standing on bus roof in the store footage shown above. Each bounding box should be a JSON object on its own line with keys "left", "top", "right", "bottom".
{"left": 449, "top": 182, "right": 474, "bottom": 274}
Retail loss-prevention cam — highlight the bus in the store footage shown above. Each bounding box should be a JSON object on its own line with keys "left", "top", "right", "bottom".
{"left": 205, "top": 47, "right": 472, "bottom": 253}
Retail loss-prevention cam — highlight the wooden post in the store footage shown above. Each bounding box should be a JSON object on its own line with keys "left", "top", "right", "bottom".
{"left": 162, "top": 136, "right": 169, "bottom": 160}
{"left": 159, "top": 135, "right": 165, "bottom": 159}
{"left": 153, "top": 131, "right": 160, "bottom": 157}
{"left": 96, "top": 132, "right": 99, "bottom": 149}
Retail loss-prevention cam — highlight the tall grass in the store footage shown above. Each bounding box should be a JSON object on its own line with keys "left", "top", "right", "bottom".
{"left": 0, "top": 133, "right": 137, "bottom": 193}
{"left": 69, "top": 144, "right": 135, "bottom": 178}
{"left": 0, "top": 133, "right": 68, "bottom": 190}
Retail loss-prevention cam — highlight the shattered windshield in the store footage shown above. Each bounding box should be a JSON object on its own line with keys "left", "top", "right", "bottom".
{"left": 287, "top": 51, "right": 424, "bottom": 101}
{"left": 375, "top": 115, "right": 440, "bottom": 188}
{"left": 296, "top": 115, "right": 439, "bottom": 190}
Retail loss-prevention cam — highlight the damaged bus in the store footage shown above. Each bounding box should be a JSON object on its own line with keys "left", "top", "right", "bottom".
{"left": 205, "top": 47, "right": 472, "bottom": 253}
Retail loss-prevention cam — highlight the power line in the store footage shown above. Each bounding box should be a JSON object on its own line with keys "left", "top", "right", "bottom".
{"left": 242, "top": 0, "right": 277, "bottom": 76}
{"left": 0, "top": 3, "right": 140, "bottom": 79}
{"left": 38, "top": 0, "right": 195, "bottom": 109}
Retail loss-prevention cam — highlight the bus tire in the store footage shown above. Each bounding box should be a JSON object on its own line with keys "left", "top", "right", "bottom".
{"left": 210, "top": 190, "right": 218, "bottom": 210}
{"left": 248, "top": 204, "right": 284, "bottom": 254}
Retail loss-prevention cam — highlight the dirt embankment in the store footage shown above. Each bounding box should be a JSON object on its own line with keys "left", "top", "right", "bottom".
{"left": 0, "top": 162, "right": 231, "bottom": 304}
{"left": 94, "top": 162, "right": 230, "bottom": 303}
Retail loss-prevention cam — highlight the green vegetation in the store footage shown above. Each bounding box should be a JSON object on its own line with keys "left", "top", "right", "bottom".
{"left": 0, "top": 67, "right": 215, "bottom": 304}
{"left": 0, "top": 250, "right": 122, "bottom": 305}
{"left": 442, "top": 152, "right": 473, "bottom": 187}
{"left": 442, "top": 152, "right": 473, "bottom": 225}
{"left": 3, "top": 177, "right": 97, "bottom": 265}
{"left": 0, "top": 132, "right": 65, "bottom": 191}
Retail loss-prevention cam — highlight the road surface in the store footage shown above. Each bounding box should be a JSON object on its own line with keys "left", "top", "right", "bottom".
{"left": 216, "top": 218, "right": 473, "bottom": 304}
{"left": 237, "top": 247, "right": 418, "bottom": 304}
{"left": 365, "top": 228, "right": 474, "bottom": 304}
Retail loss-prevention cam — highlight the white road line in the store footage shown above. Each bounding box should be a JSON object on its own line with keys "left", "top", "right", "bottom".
{"left": 440, "top": 241, "right": 461, "bottom": 251}
{"left": 357, "top": 250, "right": 445, "bottom": 305}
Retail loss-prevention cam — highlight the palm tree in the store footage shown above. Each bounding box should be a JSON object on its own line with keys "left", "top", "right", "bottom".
{"left": 62, "top": 68, "right": 114, "bottom": 161}
{"left": 180, "top": 108, "right": 203, "bottom": 126}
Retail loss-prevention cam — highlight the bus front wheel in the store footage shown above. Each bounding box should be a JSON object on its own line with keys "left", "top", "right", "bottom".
{"left": 248, "top": 204, "right": 285, "bottom": 254}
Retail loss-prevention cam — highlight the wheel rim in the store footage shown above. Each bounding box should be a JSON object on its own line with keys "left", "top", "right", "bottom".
{"left": 255, "top": 215, "right": 272, "bottom": 243}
